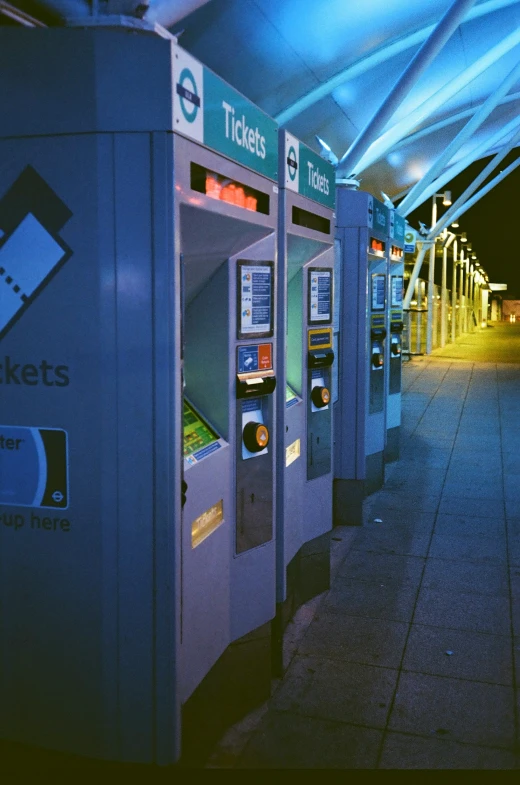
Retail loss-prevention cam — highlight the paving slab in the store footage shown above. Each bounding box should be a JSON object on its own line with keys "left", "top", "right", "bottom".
{"left": 238, "top": 713, "right": 382, "bottom": 769}
{"left": 413, "top": 587, "right": 511, "bottom": 635}
{"left": 434, "top": 513, "right": 505, "bottom": 537}
{"left": 270, "top": 654, "right": 398, "bottom": 728}
{"left": 388, "top": 672, "right": 516, "bottom": 749}
{"left": 323, "top": 579, "right": 419, "bottom": 624}
{"left": 402, "top": 624, "right": 513, "bottom": 685}
{"left": 379, "top": 731, "right": 518, "bottom": 769}
{"left": 421, "top": 558, "right": 510, "bottom": 596}
{"left": 440, "top": 481, "right": 504, "bottom": 501}
{"left": 364, "top": 491, "right": 440, "bottom": 514}
{"left": 349, "top": 527, "right": 431, "bottom": 557}
{"left": 428, "top": 533, "right": 507, "bottom": 564}
{"left": 438, "top": 495, "right": 504, "bottom": 518}
{"left": 298, "top": 611, "right": 409, "bottom": 668}
{"left": 337, "top": 551, "right": 425, "bottom": 587}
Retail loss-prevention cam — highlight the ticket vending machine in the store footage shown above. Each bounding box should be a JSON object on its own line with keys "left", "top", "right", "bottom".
{"left": 385, "top": 210, "right": 405, "bottom": 462}
{"left": 274, "top": 133, "right": 335, "bottom": 669}
{"left": 0, "top": 30, "right": 278, "bottom": 767}
{"left": 334, "top": 189, "right": 389, "bottom": 526}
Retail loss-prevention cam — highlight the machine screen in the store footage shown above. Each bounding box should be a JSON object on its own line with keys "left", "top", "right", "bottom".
{"left": 286, "top": 384, "right": 299, "bottom": 407}
{"left": 190, "top": 163, "right": 269, "bottom": 215}
{"left": 371, "top": 273, "right": 386, "bottom": 311}
{"left": 183, "top": 400, "right": 219, "bottom": 458}
{"left": 391, "top": 275, "right": 404, "bottom": 307}
{"left": 237, "top": 261, "right": 274, "bottom": 338}
{"left": 309, "top": 268, "right": 332, "bottom": 324}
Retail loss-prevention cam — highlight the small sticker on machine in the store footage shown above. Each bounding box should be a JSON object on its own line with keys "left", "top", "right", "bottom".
{"left": 285, "top": 439, "right": 301, "bottom": 467}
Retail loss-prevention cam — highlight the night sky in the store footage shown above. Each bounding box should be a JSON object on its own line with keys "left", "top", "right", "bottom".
{"left": 404, "top": 149, "right": 520, "bottom": 299}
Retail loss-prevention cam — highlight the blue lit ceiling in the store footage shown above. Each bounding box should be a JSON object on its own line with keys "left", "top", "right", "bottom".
{"left": 171, "top": 0, "right": 520, "bottom": 207}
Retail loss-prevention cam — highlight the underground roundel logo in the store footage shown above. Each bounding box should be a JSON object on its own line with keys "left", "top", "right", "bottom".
{"left": 177, "top": 67, "right": 201, "bottom": 123}
{"left": 287, "top": 145, "right": 298, "bottom": 181}
{"left": 0, "top": 166, "right": 73, "bottom": 342}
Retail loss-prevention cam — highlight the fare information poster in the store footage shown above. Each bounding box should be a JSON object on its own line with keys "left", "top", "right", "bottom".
{"left": 238, "top": 262, "right": 273, "bottom": 337}
{"left": 372, "top": 273, "right": 386, "bottom": 311}
{"left": 309, "top": 269, "right": 332, "bottom": 323}
{"left": 391, "top": 275, "right": 404, "bottom": 307}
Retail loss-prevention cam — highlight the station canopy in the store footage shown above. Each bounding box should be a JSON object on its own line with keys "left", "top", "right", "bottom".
{"left": 3, "top": 0, "right": 520, "bottom": 211}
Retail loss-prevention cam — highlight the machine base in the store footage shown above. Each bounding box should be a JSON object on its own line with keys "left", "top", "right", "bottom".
{"left": 333, "top": 452, "right": 384, "bottom": 527}
{"left": 365, "top": 450, "right": 385, "bottom": 495}
{"left": 333, "top": 478, "right": 364, "bottom": 526}
{"left": 181, "top": 621, "right": 272, "bottom": 766}
{"left": 272, "top": 531, "right": 331, "bottom": 676}
{"left": 384, "top": 426, "right": 400, "bottom": 463}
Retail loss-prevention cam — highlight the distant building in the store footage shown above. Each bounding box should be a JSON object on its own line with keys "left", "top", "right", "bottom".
{"left": 502, "top": 300, "right": 520, "bottom": 322}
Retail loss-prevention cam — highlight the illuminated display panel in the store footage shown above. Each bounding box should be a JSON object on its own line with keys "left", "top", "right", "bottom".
{"left": 369, "top": 237, "right": 386, "bottom": 256}
{"left": 371, "top": 273, "right": 386, "bottom": 311}
{"left": 390, "top": 244, "right": 404, "bottom": 260}
{"left": 190, "top": 162, "right": 269, "bottom": 214}
{"left": 286, "top": 384, "right": 298, "bottom": 403}
{"left": 183, "top": 400, "right": 219, "bottom": 458}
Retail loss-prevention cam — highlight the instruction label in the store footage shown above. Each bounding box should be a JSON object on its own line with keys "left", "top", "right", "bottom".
{"left": 239, "top": 262, "right": 273, "bottom": 337}
{"left": 391, "top": 275, "right": 403, "bottom": 307}
{"left": 237, "top": 343, "right": 273, "bottom": 373}
{"left": 309, "top": 269, "right": 332, "bottom": 323}
{"left": 371, "top": 274, "right": 386, "bottom": 311}
{"left": 0, "top": 425, "right": 68, "bottom": 509}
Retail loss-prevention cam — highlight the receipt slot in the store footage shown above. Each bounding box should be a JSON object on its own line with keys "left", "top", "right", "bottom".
{"left": 385, "top": 211, "right": 405, "bottom": 462}
{"left": 274, "top": 132, "right": 335, "bottom": 671}
{"left": 334, "top": 189, "right": 389, "bottom": 525}
{"left": 0, "top": 30, "right": 278, "bottom": 767}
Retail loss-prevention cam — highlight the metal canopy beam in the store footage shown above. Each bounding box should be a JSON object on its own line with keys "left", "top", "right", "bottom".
{"left": 397, "top": 57, "right": 520, "bottom": 216}
{"left": 402, "top": 114, "right": 520, "bottom": 214}
{"left": 391, "top": 90, "right": 520, "bottom": 153}
{"left": 336, "top": 0, "right": 476, "bottom": 178}
{"left": 429, "top": 144, "right": 520, "bottom": 238}
{"left": 274, "top": 0, "right": 518, "bottom": 125}
{"left": 352, "top": 28, "right": 520, "bottom": 176}
{"left": 429, "top": 126, "right": 520, "bottom": 234}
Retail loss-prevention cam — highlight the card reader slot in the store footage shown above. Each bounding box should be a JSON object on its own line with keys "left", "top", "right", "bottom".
{"left": 308, "top": 350, "right": 334, "bottom": 369}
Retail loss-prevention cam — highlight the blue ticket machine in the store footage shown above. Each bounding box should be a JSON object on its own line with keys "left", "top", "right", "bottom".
{"left": 334, "top": 189, "right": 389, "bottom": 525}
{"left": 274, "top": 133, "right": 335, "bottom": 672}
{"left": 0, "top": 29, "right": 278, "bottom": 767}
{"left": 385, "top": 210, "right": 405, "bottom": 462}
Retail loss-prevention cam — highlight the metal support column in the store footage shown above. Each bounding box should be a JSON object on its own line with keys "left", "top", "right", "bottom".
{"left": 441, "top": 234, "right": 448, "bottom": 347}
{"left": 451, "top": 238, "right": 458, "bottom": 343}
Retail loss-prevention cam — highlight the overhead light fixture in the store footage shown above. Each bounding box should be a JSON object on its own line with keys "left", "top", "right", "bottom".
{"left": 471, "top": 254, "right": 477, "bottom": 259}
{"left": 451, "top": 221, "right": 459, "bottom": 228}
{"left": 442, "top": 190, "right": 452, "bottom": 206}
{"left": 461, "top": 232, "right": 467, "bottom": 242}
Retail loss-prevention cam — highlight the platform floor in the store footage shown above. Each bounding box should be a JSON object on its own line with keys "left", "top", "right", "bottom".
{"left": 209, "top": 323, "right": 520, "bottom": 769}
